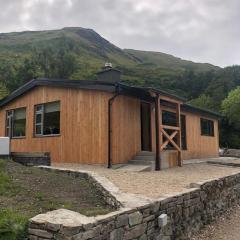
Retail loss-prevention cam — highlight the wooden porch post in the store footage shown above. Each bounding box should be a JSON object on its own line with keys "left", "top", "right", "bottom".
{"left": 176, "top": 103, "right": 182, "bottom": 166}
{"left": 155, "top": 94, "right": 161, "bottom": 170}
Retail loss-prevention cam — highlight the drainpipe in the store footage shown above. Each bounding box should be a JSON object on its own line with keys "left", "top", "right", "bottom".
{"left": 108, "top": 84, "right": 120, "bottom": 168}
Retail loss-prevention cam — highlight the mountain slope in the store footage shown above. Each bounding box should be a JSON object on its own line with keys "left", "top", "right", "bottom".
{"left": 0, "top": 27, "right": 223, "bottom": 99}
{"left": 124, "top": 49, "right": 219, "bottom": 72}
{"left": 0, "top": 27, "right": 219, "bottom": 72}
{"left": 0, "top": 27, "right": 138, "bottom": 66}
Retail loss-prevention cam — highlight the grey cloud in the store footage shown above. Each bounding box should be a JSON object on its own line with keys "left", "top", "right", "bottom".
{"left": 0, "top": 0, "right": 239, "bottom": 66}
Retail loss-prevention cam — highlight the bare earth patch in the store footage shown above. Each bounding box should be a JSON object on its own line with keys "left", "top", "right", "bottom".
{"left": 53, "top": 162, "right": 240, "bottom": 199}
{"left": 192, "top": 205, "right": 240, "bottom": 240}
{"left": 0, "top": 160, "right": 113, "bottom": 218}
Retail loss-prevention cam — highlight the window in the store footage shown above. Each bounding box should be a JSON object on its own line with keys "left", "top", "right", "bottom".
{"left": 6, "top": 108, "right": 26, "bottom": 138}
{"left": 35, "top": 101, "right": 60, "bottom": 136}
{"left": 162, "top": 110, "right": 187, "bottom": 150}
{"left": 200, "top": 118, "right": 214, "bottom": 136}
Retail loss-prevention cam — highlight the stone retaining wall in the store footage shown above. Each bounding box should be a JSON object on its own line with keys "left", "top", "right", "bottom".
{"left": 28, "top": 171, "right": 240, "bottom": 240}
{"left": 12, "top": 152, "right": 51, "bottom": 166}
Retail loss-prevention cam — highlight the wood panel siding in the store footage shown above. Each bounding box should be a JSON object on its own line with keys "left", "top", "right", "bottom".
{"left": 0, "top": 85, "right": 219, "bottom": 166}
{"left": 0, "top": 86, "right": 142, "bottom": 165}
{"left": 150, "top": 104, "right": 219, "bottom": 161}
{"left": 181, "top": 112, "right": 219, "bottom": 160}
{"left": 111, "top": 96, "right": 141, "bottom": 164}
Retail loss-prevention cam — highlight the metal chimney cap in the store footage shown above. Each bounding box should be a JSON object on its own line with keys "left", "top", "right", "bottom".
{"left": 105, "top": 62, "right": 113, "bottom": 68}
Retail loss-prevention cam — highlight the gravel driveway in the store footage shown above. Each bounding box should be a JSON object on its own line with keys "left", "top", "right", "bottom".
{"left": 53, "top": 162, "right": 240, "bottom": 199}
{"left": 192, "top": 205, "right": 240, "bottom": 240}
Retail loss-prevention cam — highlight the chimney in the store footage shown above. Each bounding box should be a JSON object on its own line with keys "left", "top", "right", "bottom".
{"left": 96, "top": 63, "right": 121, "bottom": 83}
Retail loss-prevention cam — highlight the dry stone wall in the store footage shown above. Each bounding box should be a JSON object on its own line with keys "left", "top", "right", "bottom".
{"left": 28, "top": 170, "right": 240, "bottom": 240}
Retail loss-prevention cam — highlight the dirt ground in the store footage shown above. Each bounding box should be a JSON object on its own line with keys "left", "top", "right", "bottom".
{"left": 192, "top": 205, "right": 240, "bottom": 240}
{"left": 53, "top": 162, "right": 240, "bottom": 199}
{"left": 0, "top": 160, "right": 112, "bottom": 218}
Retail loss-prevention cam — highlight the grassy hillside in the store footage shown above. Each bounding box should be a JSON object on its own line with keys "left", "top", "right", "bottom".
{"left": 0, "top": 27, "right": 219, "bottom": 81}
{"left": 124, "top": 49, "right": 219, "bottom": 72}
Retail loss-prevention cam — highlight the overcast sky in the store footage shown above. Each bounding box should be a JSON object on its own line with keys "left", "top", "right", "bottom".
{"left": 0, "top": 0, "right": 239, "bottom": 67}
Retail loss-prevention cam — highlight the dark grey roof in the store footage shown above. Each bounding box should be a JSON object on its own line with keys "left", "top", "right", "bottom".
{"left": 181, "top": 103, "right": 221, "bottom": 119}
{"left": 0, "top": 78, "right": 116, "bottom": 107}
{"left": 0, "top": 78, "right": 221, "bottom": 119}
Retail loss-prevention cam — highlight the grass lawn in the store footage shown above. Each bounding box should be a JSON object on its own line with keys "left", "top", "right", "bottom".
{"left": 0, "top": 159, "right": 113, "bottom": 239}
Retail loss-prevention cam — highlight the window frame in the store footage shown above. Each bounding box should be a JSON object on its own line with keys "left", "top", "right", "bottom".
{"left": 200, "top": 118, "right": 214, "bottom": 137}
{"left": 34, "top": 101, "right": 61, "bottom": 137}
{"left": 5, "top": 107, "right": 27, "bottom": 139}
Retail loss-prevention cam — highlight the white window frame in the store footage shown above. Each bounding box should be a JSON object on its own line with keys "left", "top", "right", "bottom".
{"left": 34, "top": 101, "right": 60, "bottom": 137}
{"left": 6, "top": 108, "right": 26, "bottom": 138}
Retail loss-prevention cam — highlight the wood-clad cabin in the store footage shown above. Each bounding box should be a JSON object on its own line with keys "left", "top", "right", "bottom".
{"left": 0, "top": 68, "right": 220, "bottom": 169}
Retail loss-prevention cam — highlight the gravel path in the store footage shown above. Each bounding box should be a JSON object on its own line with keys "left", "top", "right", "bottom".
{"left": 192, "top": 205, "right": 240, "bottom": 240}
{"left": 53, "top": 162, "right": 240, "bottom": 199}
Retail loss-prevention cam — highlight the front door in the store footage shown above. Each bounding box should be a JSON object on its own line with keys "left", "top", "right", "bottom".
{"left": 141, "top": 102, "right": 152, "bottom": 151}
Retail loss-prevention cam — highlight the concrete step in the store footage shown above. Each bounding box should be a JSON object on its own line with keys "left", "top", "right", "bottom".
{"left": 134, "top": 155, "right": 155, "bottom": 161}
{"left": 128, "top": 159, "right": 155, "bottom": 166}
{"left": 118, "top": 164, "right": 152, "bottom": 172}
{"left": 137, "top": 151, "right": 155, "bottom": 156}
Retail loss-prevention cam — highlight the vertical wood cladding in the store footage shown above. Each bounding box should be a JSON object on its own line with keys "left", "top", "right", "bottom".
{"left": 0, "top": 86, "right": 219, "bottom": 165}
{"left": 0, "top": 86, "right": 141, "bottom": 164}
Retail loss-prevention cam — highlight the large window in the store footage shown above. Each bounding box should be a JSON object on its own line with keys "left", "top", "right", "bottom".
{"left": 35, "top": 101, "right": 60, "bottom": 136}
{"left": 6, "top": 108, "right": 26, "bottom": 138}
{"left": 200, "top": 118, "right": 214, "bottom": 136}
{"left": 162, "top": 110, "right": 187, "bottom": 150}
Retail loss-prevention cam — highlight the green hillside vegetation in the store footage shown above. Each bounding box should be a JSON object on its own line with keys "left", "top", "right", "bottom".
{"left": 125, "top": 49, "right": 219, "bottom": 72}
{"left": 0, "top": 27, "right": 240, "bottom": 148}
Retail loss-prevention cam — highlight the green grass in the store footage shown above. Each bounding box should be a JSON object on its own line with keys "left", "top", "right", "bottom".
{"left": 0, "top": 209, "right": 28, "bottom": 240}
{"left": 0, "top": 161, "right": 28, "bottom": 239}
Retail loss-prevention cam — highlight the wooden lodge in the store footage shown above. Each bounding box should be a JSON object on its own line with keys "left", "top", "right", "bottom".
{"left": 0, "top": 67, "right": 220, "bottom": 169}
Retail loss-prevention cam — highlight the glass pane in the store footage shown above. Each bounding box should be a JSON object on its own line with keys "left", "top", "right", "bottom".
{"left": 6, "top": 117, "right": 10, "bottom": 128}
{"left": 43, "top": 111, "right": 60, "bottom": 135}
{"left": 201, "top": 118, "right": 214, "bottom": 136}
{"left": 36, "top": 114, "right": 42, "bottom": 124}
{"left": 13, "top": 119, "right": 26, "bottom": 137}
{"left": 36, "top": 125, "right": 42, "bottom": 135}
{"left": 44, "top": 102, "right": 60, "bottom": 113}
{"left": 14, "top": 108, "right": 26, "bottom": 120}
{"left": 36, "top": 105, "right": 43, "bottom": 112}
{"left": 6, "top": 127, "right": 10, "bottom": 137}
{"left": 162, "top": 111, "right": 177, "bottom": 126}
{"left": 12, "top": 108, "right": 26, "bottom": 137}
{"left": 7, "top": 111, "right": 13, "bottom": 117}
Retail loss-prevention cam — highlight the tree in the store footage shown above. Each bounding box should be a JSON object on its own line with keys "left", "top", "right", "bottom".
{"left": 188, "top": 94, "right": 215, "bottom": 111}
{"left": 222, "top": 86, "right": 240, "bottom": 127}
{"left": 32, "top": 47, "right": 77, "bottom": 79}
{"left": 0, "top": 45, "right": 78, "bottom": 92}
{"left": 220, "top": 86, "right": 240, "bottom": 148}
